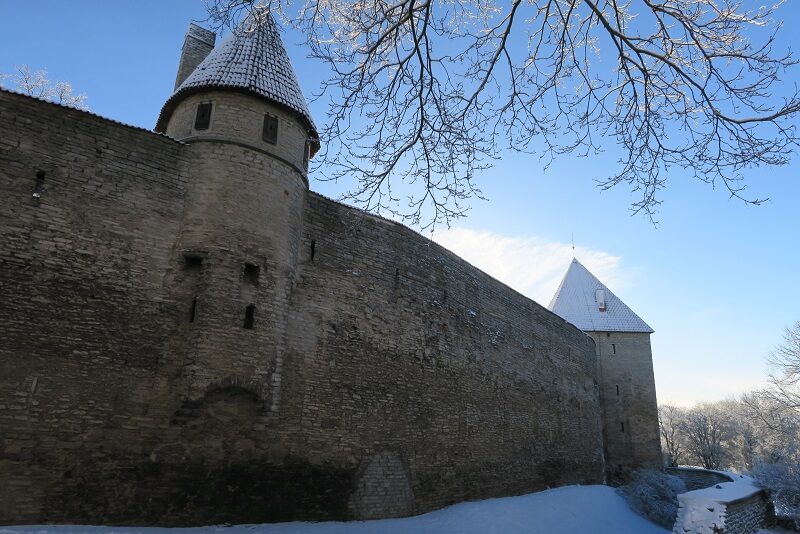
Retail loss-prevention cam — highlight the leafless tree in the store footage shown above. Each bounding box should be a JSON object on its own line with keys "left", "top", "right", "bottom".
{"left": 737, "top": 385, "right": 800, "bottom": 526}
{"left": 714, "top": 398, "right": 763, "bottom": 470}
{"left": 760, "top": 321, "right": 800, "bottom": 410}
{"left": 681, "top": 403, "right": 732, "bottom": 469}
{"left": 658, "top": 404, "right": 685, "bottom": 467}
{"left": 203, "top": 0, "right": 799, "bottom": 228}
{"left": 741, "top": 391, "right": 799, "bottom": 451}
{"left": 1, "top": 65, "right": 88, "bottom": 110}
{"left": 740, "top": 322, "right": 800, "bottom": 467}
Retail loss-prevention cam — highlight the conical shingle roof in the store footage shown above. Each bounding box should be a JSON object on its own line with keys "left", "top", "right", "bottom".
{"left": 549, "top": 259, "right": 653, "bottom": 333}
{"left": 157, "top": 9, "right": 318, "bottom": 146}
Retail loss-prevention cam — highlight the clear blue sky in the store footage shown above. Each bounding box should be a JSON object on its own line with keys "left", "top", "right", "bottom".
{"left": 2, "top": 1, "right": 798, "bottom": 406}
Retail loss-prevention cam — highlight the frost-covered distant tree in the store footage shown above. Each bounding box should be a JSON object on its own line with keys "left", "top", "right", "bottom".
{"left": 201, "top": 0, "right": 799, "bottom": 227}
{"left": 743, "top": 322, "right": 800, "bottom": 526}
{"left": 741, "top": 392, "right": 799, "bottom": 462}
{"left": 681, "top": 403, "right": 732, "bottom": 469}
{"left": 762, "top": 321, "right": 800, "bottom": 411}
{"left": 1, "top": 65, "right": 88, "bottom": 110}
{"left": 714, "top": 398, "right": 765, "bottom": 471}
{"left": 658, "top": 404, "right": 686, "bottom": 467}
{"left": 740, "top": 323, "right": 800, "bottom": 462}
{"left": 753, "top": 460, "right": 800, "bottom": 529}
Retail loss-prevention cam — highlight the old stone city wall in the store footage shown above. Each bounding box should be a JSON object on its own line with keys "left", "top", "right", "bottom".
{"left": 0, "top": 90, "right": 190, "bottom": 522}
{"left": 279, "top": 194, "right": 606, "bottom": 518}
{"left": 0, "top": 90, "right": 605, "bottom": 525}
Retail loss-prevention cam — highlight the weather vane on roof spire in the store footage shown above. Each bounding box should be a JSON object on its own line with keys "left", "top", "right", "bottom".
{"left": 571, "top": 233, "right": 575, "bottom": 258}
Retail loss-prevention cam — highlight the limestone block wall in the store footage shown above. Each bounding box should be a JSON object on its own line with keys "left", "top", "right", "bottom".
{"left": 278, "top": 193, "right": 606, "bottom": 518}
{"left": 164, "top": 91, "right": 310, "bottom": 174}
{"left": 724, "top": 492, "right": 772, "bottom": 534}
{"left": 0, "top": 90, "right": 189, "bottom": 522}
{"left": 0, "top": 90, "right": 607, "bottom": 526}
{"left": 673, "top": 477, "right": 772, "bottom": 534}
{"left": 590, "top": 331, "right": 661, "bottom": 482}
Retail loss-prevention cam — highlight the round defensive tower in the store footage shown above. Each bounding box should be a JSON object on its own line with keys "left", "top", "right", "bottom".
{"left": 155, "top": 10, "right": 319, "bottom": 398}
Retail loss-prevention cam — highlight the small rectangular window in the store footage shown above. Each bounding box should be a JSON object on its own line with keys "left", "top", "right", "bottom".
{"left": 33, "top": 170, "right": 45, "bottom": 199}
{"left": 189, "top": 297, "right": 198, "bottom": 323}
{"left": 195, "top": 102, "right": 212, "bottom": 130}
{"left": 262, "top": 114, "right": 278, "bottom": 144}
{"left": 243, "top": 304, "right": 255, "bottom": 329}
{"left": 303, "top": 140, "right": 311, "bottom": 170}
{"left": 243, "top": 263, "right": 260, "bottom": 285}
{"left": 183, "top": 254, "right": 203, "bottom": 270}
{"left": 612, "top": 343, "right": 616, "bottom": 354}
{"left": 621, "top": 422, "right": 625, "bottom": 433}
{"left": 616, "top": 384, "right": 620, "bottom": 396}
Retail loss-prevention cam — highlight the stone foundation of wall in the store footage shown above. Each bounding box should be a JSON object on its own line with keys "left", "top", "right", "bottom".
{"left": 672, "top": 473, "right": 772, "bottom": 534}
{"left": 666, "top": 467, "right": 734, "bottom": 491}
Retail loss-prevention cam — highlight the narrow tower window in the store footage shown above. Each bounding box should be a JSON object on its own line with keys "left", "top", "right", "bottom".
{"left": 32, "top": 170, "right": 45, "bottom": 199}
{"left": 621, "top": 422, "right": 625, "bottom": 433}
{"left": 189, "top": 297, "right": 198, "bottom": 322}
{"left": 612, "top": 343, "right": 616, "bottom": 354}
{"left": 194, "top": 102, "right": 213, "bottom": 130}
{"left": 243, "top": 263, "right": 260, "bottom": 285}
{"left": 243, "top": 304, "right": 255, "bottom": 329}
{"left": 616, "top": 384, "right": 620, "bottom": 396}
{"left": 310, "top": 240, "right": 316, "bottom": 261}
{"left": 262, "top": 114, "right": 278, "bottom": 144}
{"left": 303, "top": 139, "right": 311, "bottom": 170}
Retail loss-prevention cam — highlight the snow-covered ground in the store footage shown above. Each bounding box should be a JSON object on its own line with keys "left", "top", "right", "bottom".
{"left": 0, "top": 485, "right": 669, "bottom": 534}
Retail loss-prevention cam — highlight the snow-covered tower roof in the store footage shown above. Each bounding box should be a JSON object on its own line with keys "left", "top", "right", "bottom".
{"left": 156, "top": 8, "right": 318, "bottom": 148}
{"left": 549, "top": 259, "right": 653, "bottom": 333}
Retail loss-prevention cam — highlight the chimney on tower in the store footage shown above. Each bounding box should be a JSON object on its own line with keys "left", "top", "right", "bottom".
{"left": 174, "top": 23, "right": 216, "bottom": 90}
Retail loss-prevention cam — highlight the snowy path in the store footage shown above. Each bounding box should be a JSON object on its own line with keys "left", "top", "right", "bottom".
{"left": 1, "top": 485, "right": 668, "bottom": 534}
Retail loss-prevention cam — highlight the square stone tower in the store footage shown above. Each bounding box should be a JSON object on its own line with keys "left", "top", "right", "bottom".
{"left": 549, "top": 259, "right": 662, "bottom": 482}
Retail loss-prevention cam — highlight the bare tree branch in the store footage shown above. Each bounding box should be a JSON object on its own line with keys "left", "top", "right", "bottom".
{"left": 204, "top": 0, "right": 800, "bottom": 228}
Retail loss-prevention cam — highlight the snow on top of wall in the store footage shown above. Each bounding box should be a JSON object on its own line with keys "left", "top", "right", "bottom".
{"left": 680, "top": 474, "right": 761, "bottom": 502}
{"left": 674, "top": 474, "right": 765, "bottom": 534}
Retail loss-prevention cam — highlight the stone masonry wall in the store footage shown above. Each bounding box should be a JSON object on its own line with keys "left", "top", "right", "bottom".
{"left": 279, "top": 193, "right": 606, "bottom": 518}
{"left": 0, "top": 90, "right": 606, "bottom": 525}
{"left": 673, "top": 478, "right": 771, "bottom": 534}
{"left": 0, "top": 90, "right": 189, "bottom": 522}
{"left": 666, "top": 468, "right": 734, "bottom": 492}
{"left": 723, "top": 492, "right": 771, "bottom": 534}
{"left": 591, "top": 331, "right": 661, "bottom": 483}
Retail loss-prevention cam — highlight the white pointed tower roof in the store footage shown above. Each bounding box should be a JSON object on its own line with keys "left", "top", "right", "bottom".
{"left": 549, "top": 259, "right": 653, "bottom": 333}
{"left": 156, "top": 8, "right": 318, "bottom": 150}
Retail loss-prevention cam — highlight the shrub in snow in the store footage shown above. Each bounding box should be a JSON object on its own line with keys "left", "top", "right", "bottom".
{"left": 617, "top": 469, "right": 687, "bottom": 528}
{"left": 752, "top": 460, "right": 800, "bottom": 529}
